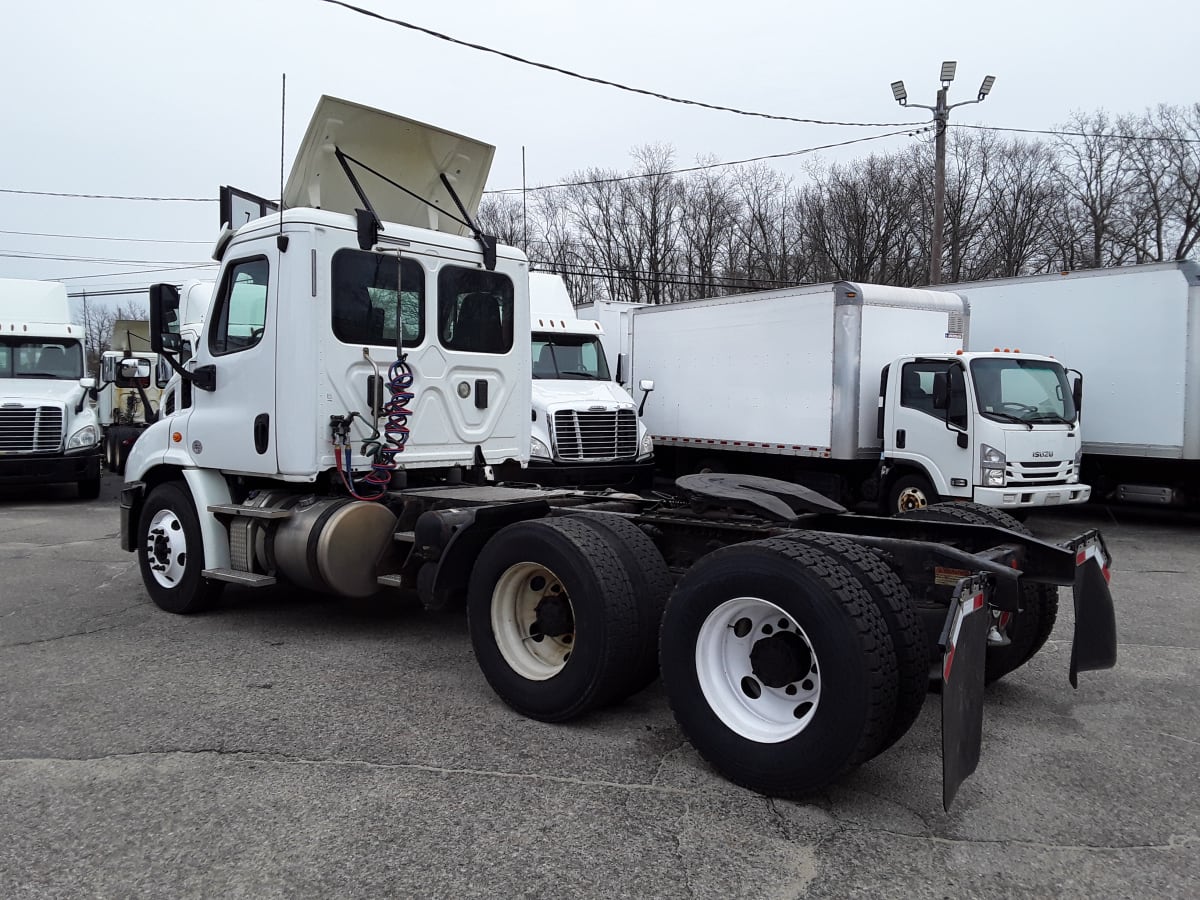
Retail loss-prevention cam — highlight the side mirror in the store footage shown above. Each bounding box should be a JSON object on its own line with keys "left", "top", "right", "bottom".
{"left": 615, "top": 352, "right": 628, "bottom": 385}
{"left": 79, "top": 376, "right": 96, "bottom": 391}
{"left": 1069, "top": 369, "right": 1084, "bottom": 421}
{"left": 149, "top": 283, "right": 182, "bottom": 353}
{"left": 120, "top": 358, "right": 152, "bottom": 388}
{"left": 638, "top": 379, "right": 655, "bottom": 417}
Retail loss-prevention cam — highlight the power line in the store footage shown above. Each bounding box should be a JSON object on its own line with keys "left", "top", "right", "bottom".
{"left": 317, "top": 0, "right": 924, "bottom": 130}
{"left": 486, "top": 129, "right": 914, "bottom": 194}
{"left": 67, "top": 286, "right": 159, "bottom": 299}
{"left": 951, "top": 122, "right": 1200, "bottom": 144}
{"left": 0, "top": 251, "right": 209, "bottom": 266}
{"left": 0, "top": 227, "right": 209, "bottom": 244}
{"left": 52, "top": 263, "right": 218, "bottom": 281}
{"left": 0, "top": 187, "right": 213, "bottom": 202}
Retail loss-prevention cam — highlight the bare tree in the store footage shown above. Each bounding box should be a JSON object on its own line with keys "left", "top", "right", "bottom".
{"left": 1054, "top": 110, "right": 1135, "bottom": 268}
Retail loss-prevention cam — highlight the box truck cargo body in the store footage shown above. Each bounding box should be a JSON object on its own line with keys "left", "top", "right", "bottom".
{"left": 944, "top": 261, "right": 1200, "bottom": 506}
{"left": 627, "top": 282, "right": 1090, "bottom": 513}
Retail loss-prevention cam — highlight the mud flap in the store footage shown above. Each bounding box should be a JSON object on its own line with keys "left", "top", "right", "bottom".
{"left": 939, "top": 576, "right": 989, "bottom": 811}
{"left": 1070, "top": 547, "right": 1117, "bottom": 688}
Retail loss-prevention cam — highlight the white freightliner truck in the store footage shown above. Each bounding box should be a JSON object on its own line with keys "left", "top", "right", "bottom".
{"left": 0, "top": 278, "right": 102, "bottom": 498}
{"left": 939, "top": 261, "right": 1200, "bottom": 507}
{"left": 97, "top": 319, "right": 171, "bottom": 475}
{"left": 522, "top": 272, "right": 654, "bottom": 488}
{"left": 120, "top": 96, "right": 1117, "bottom": 808}
{"left": 617, "top": 283, "right": 1091, "bottom": 516}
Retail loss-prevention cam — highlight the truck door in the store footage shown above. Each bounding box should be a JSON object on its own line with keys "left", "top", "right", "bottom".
{"left": 887, "top": 359, "right": 972, "bottom": 497}
{"left": 183, "top": 248, "right": 279, "bottom": 474}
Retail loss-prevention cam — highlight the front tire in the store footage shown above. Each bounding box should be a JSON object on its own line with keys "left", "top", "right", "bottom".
{"left": 886, "top": 472, "right": 938, "bottom": 516}
{"left": 137, "top": 481, "right": 223, "bottom": 614}
{"left": 660, "top": 538, "right": 898, "bottom": 798}
{"left": 467, "top": 517, "right": 642, "bottom": 722}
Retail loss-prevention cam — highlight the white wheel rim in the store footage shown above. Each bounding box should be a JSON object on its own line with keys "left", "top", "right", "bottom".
{"left": 145, "top": 507, "right": 188, "bottom": 590}
{"left": 896, "top": 485, "right": 929, "bottom": 512}
{"left": 695, "top": 597, "right": 821, "bottom": 743}
{"left": 491, "top": 562, "right": 575, "bottom": 681}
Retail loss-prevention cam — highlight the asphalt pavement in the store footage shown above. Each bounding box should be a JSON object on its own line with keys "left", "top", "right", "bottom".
{"left": 1, "top": 473, "right": 1197, "bottom": 899}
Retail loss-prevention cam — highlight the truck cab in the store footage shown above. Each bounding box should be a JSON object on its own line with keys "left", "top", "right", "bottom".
{"left": 881, "top": 350, "right": 1090, "bottom": 512}
{"left": 524, "top": 273, "right": 653, "bottom": 488}
{"left": 0, "top": 279, "right": 102, "bottom": 498}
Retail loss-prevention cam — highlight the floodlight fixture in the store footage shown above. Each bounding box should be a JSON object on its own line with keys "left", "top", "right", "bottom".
{"left": 891, "top": 80, "right": 908, "bottom": 105}
{"left": 940, "top": 60, "right": 957, "bottom": 84}
{"left": 978, "top": 74, "right": 996, "bottom": 100}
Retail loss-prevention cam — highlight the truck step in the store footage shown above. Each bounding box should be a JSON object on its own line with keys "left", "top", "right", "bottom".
{"left": 376, "top": 574, "right": 408, "bottom": 588}
{"left": 208, "top": 503, "right": 294, "bottom": 520}
{"left": 202, "top": 568, "right": 278, "bottom": 587}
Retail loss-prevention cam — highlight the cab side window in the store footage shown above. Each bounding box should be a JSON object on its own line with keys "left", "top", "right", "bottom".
{"left": 899, "top": 362, "right": 940, "bottom": 417}
{"left": 210, "top": 257, "right": 269, "bottom": 355}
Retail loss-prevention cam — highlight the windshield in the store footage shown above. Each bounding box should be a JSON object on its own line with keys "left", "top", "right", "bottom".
{"left": 970, "top": 357, "right": 1076, "bottom": 423}
{"left": 0, "top": 338, "right": 84, "bottom": 380}
{"left": 532, "top": 333, "right": 611, "bottom": 381}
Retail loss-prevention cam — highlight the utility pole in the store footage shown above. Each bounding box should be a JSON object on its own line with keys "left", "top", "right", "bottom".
{"left": 891, "top": 63, "right": 995, "bottom": 285}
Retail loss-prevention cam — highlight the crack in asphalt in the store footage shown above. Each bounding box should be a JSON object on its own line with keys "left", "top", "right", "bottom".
{"left": 0, "top": 749, "right": 695, "bottom": 796}
{"left": 2, "top": 621, "right": 129, "bottom": 650}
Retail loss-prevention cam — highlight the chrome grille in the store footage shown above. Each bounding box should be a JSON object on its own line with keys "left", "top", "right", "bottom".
{"left": 0, "top": 405, "right": 65, "bottom": 453}
{"left": 1005, "top": 459, "right": 1074, "bottom": 485}
{"left": 552, "top": 409, "right": 638, "bottom": 461}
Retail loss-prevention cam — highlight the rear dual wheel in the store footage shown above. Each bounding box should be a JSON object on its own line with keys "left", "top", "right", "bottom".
{"left": 467, "top": 516, "right": 669, "bottom": 722}
{"left": 899, "top": 501, "right": 1059, "bottom": 683}
{"left": 659, "top": 538, "right": 900, "bottom": 798}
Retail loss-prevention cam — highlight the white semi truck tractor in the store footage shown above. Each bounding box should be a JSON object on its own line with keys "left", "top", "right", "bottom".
{"left": 521, "top": 272, "right": 654, "bottom": 489}
{"left": 0, "top": 278, "right": 102, "bottom": 498}
{"left": 119, "top": 96, "right": 1117, "bottom": 809}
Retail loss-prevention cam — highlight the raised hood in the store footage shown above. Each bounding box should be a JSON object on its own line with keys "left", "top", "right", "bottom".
{"left": 283, "top": 96, "right": 495, "bottom": 237}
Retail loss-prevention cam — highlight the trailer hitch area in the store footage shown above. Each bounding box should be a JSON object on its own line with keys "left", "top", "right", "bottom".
{"left": 939, "top": 574, "right": 990, "bottom": 811}
{"left": 675, "top": 473, "right": 847, "bottom": 521}
{"left": 1068, "top": 532, "right": 1117, "bottom": 688}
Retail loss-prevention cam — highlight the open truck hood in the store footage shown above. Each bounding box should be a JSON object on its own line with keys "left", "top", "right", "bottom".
{"left": 283, "top": 96, "right": 495, "bottom": 237}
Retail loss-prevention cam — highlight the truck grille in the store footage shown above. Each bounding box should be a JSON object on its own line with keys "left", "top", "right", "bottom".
{"left": 1005, "top": 459, "right": 1074, "bottom": 485}
{"left": 0, "top": 405, "right": 65, "bottom": 453}
{"left": 552, "top": 409, "right": 638, "bottom": 461}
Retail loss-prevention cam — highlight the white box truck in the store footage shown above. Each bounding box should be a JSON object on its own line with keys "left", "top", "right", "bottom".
{"left": 97, "top": 319, "right": 171, "bottom": 475}
{"left": 0, "top": 279, "right": 102, "bottom": 497}
{"left": 939, "top": 262, "right": 1200, "bottom": 506}
{"left": 626, "top": 283, "right": 1091, "bottom": 515}
{"left": 117, "top": 95, "right": 1116, "bottom": 808}
{"left": 523, "top": 273, "right": 654, "bottom": 488}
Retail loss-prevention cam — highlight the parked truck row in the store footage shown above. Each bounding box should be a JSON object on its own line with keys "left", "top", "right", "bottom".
{"left": 116, "top": 96, "right": 1116, "bottom": 809}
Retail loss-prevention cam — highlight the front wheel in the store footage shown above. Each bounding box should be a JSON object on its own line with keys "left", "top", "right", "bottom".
{"left": 660, "top": 538, "right": 898, "bottom": 798}
{"left": 886, "top": 472, "right": 938, "bottom": 516}
{"left": 137, "top": 481, "right": 223, "bottom": 614}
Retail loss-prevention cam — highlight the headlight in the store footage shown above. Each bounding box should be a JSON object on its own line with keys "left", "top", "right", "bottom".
{"left": 639, "top": 432, "right": 654, "bottom": 459}
{"left": 1068, "top": 447, "right": 1084, "bottom": 484}
{"left": 980, "top": 442, "right": 1005, "bottom": 487}
{"left": 530, "top": 436, "right": 551, "bottom": 459}
{"left": 68, "top": 425, "right": 98, "bottom": 449}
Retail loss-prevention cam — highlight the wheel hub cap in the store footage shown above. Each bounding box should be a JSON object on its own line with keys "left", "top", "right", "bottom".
{"left": 750, "top": 631, "right": 813, "bottom": 688}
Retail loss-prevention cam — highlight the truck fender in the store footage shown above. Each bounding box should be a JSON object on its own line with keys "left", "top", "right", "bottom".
{"left": 419, "top": 499, "right": 551, "bottom": 609}
{"left": 180, "top": 468, "right": 234, "bottom": 570}
{"left": 882, "top": 459, "right": 955, "bottom": 498}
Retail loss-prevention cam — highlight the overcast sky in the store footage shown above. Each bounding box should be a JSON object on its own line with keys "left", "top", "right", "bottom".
{"left": 2, "top": 0, "right": 1196, "bottom": 305}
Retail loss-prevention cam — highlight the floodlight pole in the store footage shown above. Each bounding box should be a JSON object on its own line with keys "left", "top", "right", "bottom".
{"left": 891, "top": 64, "right": 995, "bottom": 285}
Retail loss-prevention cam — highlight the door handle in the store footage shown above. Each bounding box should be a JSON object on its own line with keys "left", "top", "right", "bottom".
{"left": 895, "top": 428, "right": 906, "bottom": 449}
{"left": 254, "top": 413, "right": 270, "bottom": 455}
